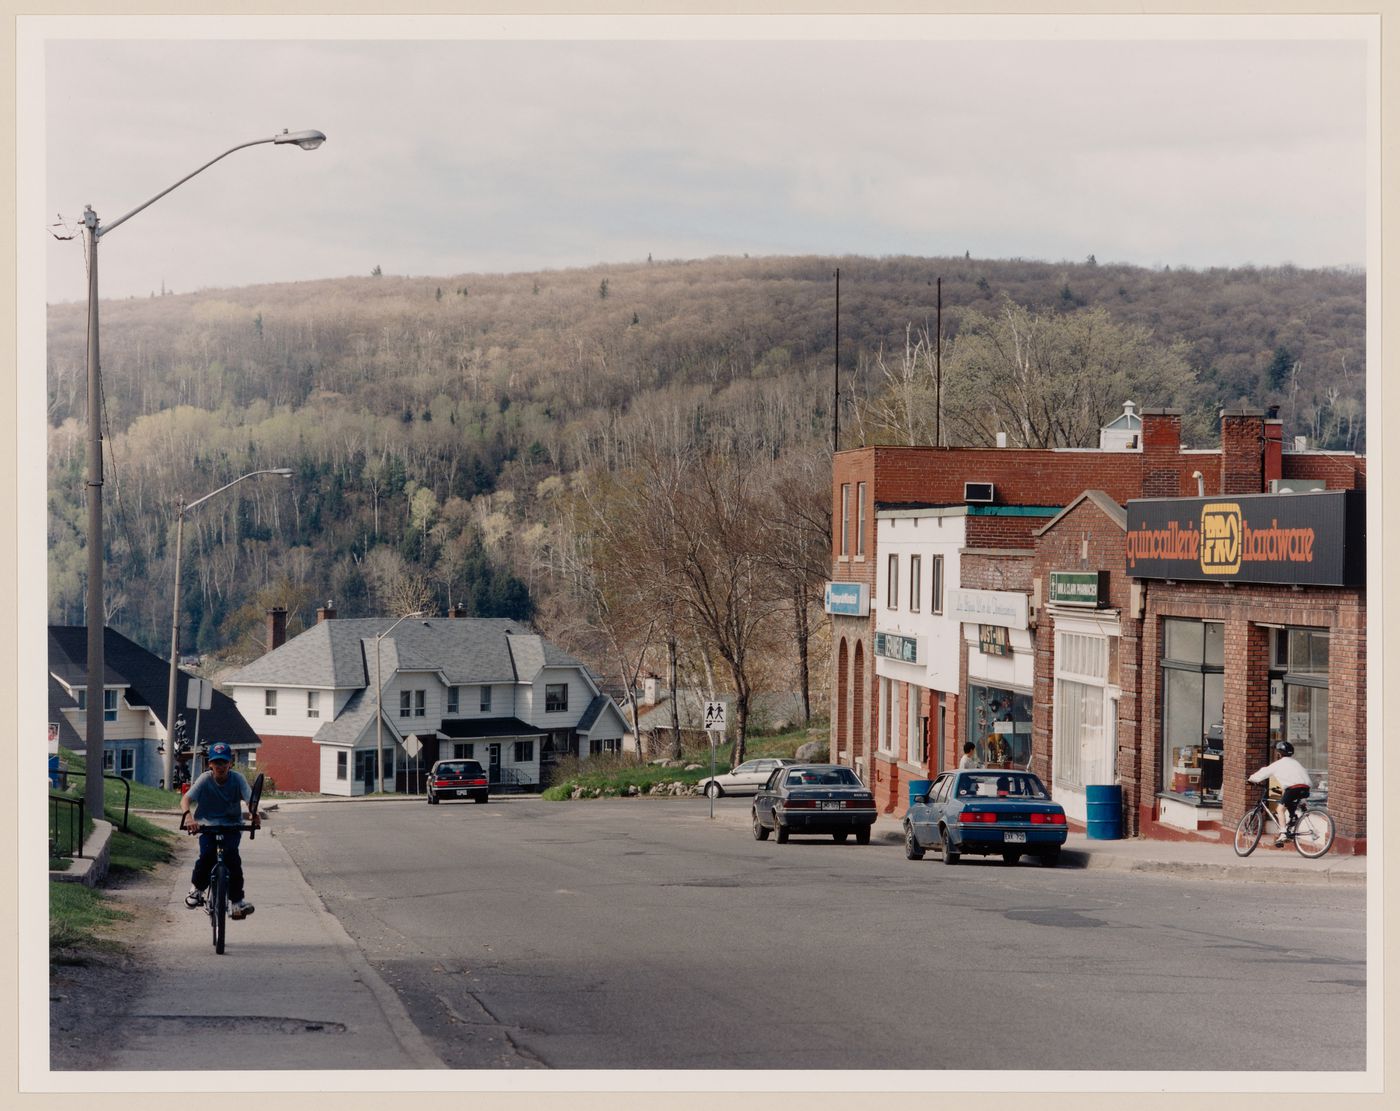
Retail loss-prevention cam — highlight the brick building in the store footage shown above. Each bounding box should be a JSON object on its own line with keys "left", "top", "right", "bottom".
{"left": 827, "top": 406, "right": 1367, "bottom": 852}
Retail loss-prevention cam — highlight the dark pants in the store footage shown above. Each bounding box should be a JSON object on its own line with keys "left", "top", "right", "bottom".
{"left": 191, "top": 829, "right": 245, "bottom": 902}
{"left": 1280, "top": 785, "right": 1311, "bottom": 831}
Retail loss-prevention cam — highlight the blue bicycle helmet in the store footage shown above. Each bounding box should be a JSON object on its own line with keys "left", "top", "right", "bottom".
{"left": 1274, "top": 740, "right": 1294, "bottom": 758}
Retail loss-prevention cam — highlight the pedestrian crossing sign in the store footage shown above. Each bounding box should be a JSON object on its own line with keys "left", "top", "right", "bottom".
{"left": 704, "top": 701, "right": 726, "bottom": 732}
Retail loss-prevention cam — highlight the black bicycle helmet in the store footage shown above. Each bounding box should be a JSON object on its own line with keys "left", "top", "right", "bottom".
{"left": 1275, "top": 740, "right": 1295, "bottom": 757}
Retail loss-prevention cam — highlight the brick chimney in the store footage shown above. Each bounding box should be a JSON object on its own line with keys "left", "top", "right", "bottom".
{"left": 317, "top": 600, "right": 337, "bottom": 623}
{"left": 266, "top": 607, "right": 287, "bottom": 652}
{"left": 1220, "top": 408, "right": 1266, "bottom": 494}
{"left": 1263, "top": 407, "right": 1283, "bottom": 491}
{"left": 1139, "top": 408, "right": 1183, "bottom": 496}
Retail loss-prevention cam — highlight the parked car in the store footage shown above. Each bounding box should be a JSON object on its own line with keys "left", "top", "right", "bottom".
{"left": 903, "top": 769, "right": 1066, "bottom": 865}
{"left": 752, "top": 763, "right": 877, "bottom": 844}
{"left": 697, "top": 757, "right": 796, "bottom": 798}
{"left": 427, "top": 759, "right": 490, "bottom": 804}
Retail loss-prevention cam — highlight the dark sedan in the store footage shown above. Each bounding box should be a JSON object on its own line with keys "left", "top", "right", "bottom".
{"left": 427, "top": 759, "right": 490, "bottom": 804}
{"left": 903, "top": 769, "right": 1066, "bottom": 865}
{"left": 752, "top": 763, "right": 877, "bottom": 844}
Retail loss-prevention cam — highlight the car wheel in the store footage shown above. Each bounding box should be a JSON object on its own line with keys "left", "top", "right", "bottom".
{"left": 1039, "top": 848, "right": 1061, "bottom": 867}
{"left": 904, "top": 823, "right": 925, "bottom": 860}
{"left": 752, "top": 812, "right": 770, "bottom": 841}
{"left": 775, "top": 821, "right": 789, "bottom": 844}
{"left": 940, "top": 826, "right": 959, "bottom": 865}
{"left": 427, "top": 791, "right": 439, "bottom": 804}
{"left": 1001, "top": 850, "right": 1022, "bottom": 865}
{"left": 474, "top": 794, "right": 489, "bottom": 804}
{"left": 705, "top": 782, "right": 723, "bottom": 799}
{"left": 833, "top": 832, "right": 848, "bottom": 843}
{"left": 855, "top": 826, "right": 871, "bottom": 846}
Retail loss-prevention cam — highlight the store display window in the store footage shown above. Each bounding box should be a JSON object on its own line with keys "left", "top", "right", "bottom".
{"left": 967, "top": 684, "right": 1032, "bottom": 768}
{"left": 1160, "top": 618, "right": 1224, "bottom": 804}
{"left": 1269, "top": 627, "right": 1329, "bottom": 799}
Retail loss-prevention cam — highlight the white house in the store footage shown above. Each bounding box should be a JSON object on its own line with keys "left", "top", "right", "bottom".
{"left": 223, "top": 612, "right": 631, "bottom": 795}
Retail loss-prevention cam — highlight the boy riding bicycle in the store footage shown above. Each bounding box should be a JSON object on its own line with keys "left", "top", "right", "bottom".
{"left": 1248, "top": 740, "right": 1312, "bottom": 847}
{"left": 180, "top": 742, "right": 260, "bottom": 919}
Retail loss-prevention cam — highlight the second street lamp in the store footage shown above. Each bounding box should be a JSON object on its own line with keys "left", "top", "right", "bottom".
{"left": 79, "top": 128, "right": 324, "bottom": 824}
{"left": 163, "top": 468, "right": 294, "bottom": 791}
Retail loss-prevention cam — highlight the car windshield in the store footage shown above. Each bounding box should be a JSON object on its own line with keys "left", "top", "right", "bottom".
{"left": 786, "top": 767, "right": 862, "bottom": 787}
{"left": 956, "top": 773, "right": 1049, "bottom": 799}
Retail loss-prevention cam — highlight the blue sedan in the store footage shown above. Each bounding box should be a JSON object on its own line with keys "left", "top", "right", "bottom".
{"left": 903, "top": 769, "right": 1067, "bottom": 866}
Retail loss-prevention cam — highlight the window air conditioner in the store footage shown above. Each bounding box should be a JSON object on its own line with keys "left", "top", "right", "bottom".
{"left": 964, "top": 481, "right": 995, "bottom": 504}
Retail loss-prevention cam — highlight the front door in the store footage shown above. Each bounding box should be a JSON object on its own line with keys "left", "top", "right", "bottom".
{"left": 487, "top": 743, "right": 501, "bottom": 785}
{"left": 354, "top": 750, "right": 376, "bottom": 794}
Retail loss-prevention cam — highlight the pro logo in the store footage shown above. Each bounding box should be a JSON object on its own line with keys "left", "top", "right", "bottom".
{"left": 1199, "top": 503, "right": 1242, "bottom": 575}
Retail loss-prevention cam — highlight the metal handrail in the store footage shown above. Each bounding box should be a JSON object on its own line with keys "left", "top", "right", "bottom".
{"left": 63, "top": 771, "right": 132, "bottom": 831}
{"left": 49, "top": 794, "right": 86, "bottom": 859}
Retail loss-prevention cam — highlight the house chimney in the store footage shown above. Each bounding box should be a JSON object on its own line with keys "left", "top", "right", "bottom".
{"left": 266, "top": 607, "right": 287, "bottom": 652}
{"left": 1219, "top": 408, "right": 1266, "bottom": 494}
{"left": 995, "top": 431, "right": 1008, "bottom": 448}
{"left": 1139, "top": 408, "right": 1183, "bottom": 496}
{"left": 317, "top": 599, "right": 337, "bottom": 623}
{"left": 643, "top": 674, "right": 660, "bottom": 705}
{"left": 1263, "top": 413, "right": 1283, "bottom": 489}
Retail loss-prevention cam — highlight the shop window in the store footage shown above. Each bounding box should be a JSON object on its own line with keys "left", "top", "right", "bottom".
{"left": 546, "top": 684, "right": 569, "bottom": 713}
{"left": 909, "top": 555, "right": 922, "bottom": 613}
{"left": 879, "top": 677, "right": 896, "bottom": 754}
{"left": 840, "top": 484, "right": 850, "bottom": 556}
{"left": 887, "top": 554, "right": 899, "bottom": 608}
{"left": 856, "top": 483, "right": 867, "bottom": 556}
{"left": 1054, "top": 630, "right": 1110, "bottom": 791}
{"left": 931, "top": 555, "right": 944, "bottom": 614}
{"left": 968, "top": 685, "right": 1033, "bottom": 768}
{"left": 907, "top": 685, "right": 920, "bottom": 764}
{"left": 1160, "top": 618, "right": 1225, "bottom": 804}
{"left": 1270, "top": 628, "right": 1330, "bottom": 797}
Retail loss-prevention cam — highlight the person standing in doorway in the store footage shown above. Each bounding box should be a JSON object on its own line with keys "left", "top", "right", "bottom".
{"left": 959, "top": 742, "right": 981, "bottom": 770}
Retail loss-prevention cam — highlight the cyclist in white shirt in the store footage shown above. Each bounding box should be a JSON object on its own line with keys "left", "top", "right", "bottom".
{"left": 1248, "top": 740, "right": 1312, "bottom": 847}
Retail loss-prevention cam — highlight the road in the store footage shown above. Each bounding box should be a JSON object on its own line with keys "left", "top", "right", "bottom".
{"left": 271, "top": 795, "right": 1367, "bottom": 1072}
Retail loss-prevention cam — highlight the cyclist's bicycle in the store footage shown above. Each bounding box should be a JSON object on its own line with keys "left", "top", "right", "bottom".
{"left": 180, "top": 773, "right": 263, "bottom": 954}
{"left": 1233, "top": 780, "right": 1334, "bottom": 859}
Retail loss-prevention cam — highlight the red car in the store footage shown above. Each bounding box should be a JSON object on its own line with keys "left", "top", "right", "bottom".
{"left": 427, "top": 759, "right": 490, "bottom": 804}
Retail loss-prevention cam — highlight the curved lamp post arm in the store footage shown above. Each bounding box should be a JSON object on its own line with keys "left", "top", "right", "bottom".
{"left": 98, "top": 130, "right": 326, "bottom": 238}
{"left": 185, "top": 468, "right": 295, "bottom": 513}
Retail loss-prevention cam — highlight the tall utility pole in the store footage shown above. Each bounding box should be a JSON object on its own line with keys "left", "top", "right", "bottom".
{"left": 935, "top": 276, "right": 943, "bottom": 448}
{"left": 832, "top": 267, "right": 840, "bottom": 453}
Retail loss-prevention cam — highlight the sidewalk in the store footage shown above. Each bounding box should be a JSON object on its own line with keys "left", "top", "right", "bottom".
{"left": 96, "top": 813, "right": 445, "bottom": 1071}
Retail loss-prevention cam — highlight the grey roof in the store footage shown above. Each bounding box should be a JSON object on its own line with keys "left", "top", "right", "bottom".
{"left": 1033, "top": 490, "right": 1127, "bottom": 537}
{"left": 311, "top": 687, "right": 378, "bottom": 747}
{"left": 225, "top": 617, "right": 529, "bottom": 690}
{"left": 575, "top": 694, "right": 608, "bottom": 732}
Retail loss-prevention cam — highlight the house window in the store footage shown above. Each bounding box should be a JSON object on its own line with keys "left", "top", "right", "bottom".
{"left": 265, "top": 690, "right": 277, "bottom": 717}
{"left": 546, "top": 683, "right": 568, "bottom": 713}
{"left": 839, "top": 483, "right": 851, "bottom": 556}
{"left": 104, "top": 690, "right": 119, "bottom": 722}
{"left": 102, "top": 748, "right": 114, "bottom": 772}
{"left": 480, "top": 685, "right": 492, "bottom": 712}
{"left": 909, "top": 555, "right": 922, "bottom": 613}
{"left": 453, "top": 743, "right": 474, "bottom": 760}
{"left": 447, "top": 686, "right": 459, "bottom": 714}
{"left": 75, "top": 688, "right": 87, "bottom": 712}
{"left": 589, "top": 737, "right": 620, "bottom": 756}
{"left": 856, "top": 482, "right": 867, "bottom": 556}
{"left": 887, "top": 554, "right": 899, "bottom": 609}
{"left": 414, "top": 690, "right": 426, "bottom": 717}
{"left": 336, "top": 751, "right": 348, "bottom": 780}
{"left": 514, "top": 739, "right": 535, "bottom": 762}
{"left": 400, "top": 691, "right": 411, "bottom": 717}
{"left": 1270, "top": 627, "right": 1330, "bottom": 796}
{"left": 931, "top": 555, "right": 944, "bottom": 614}
{"left": 307, "top": 691, "right": 320, "bottom": 719}
{"left": 1160, "top": 619, "right": 1224, "bottom": 804}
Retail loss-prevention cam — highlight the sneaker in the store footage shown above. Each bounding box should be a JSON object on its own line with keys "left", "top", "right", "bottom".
{"left": 230, "top": 900, "right": 255, "bottom": 920}
{"left": 1274, "top": 834, "right": 1290, "bottom": 846}
{"left": 184, "top": 887, "right": 205, "bottom": 908}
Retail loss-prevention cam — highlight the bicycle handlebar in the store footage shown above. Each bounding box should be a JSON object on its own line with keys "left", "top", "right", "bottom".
{"left": 181, "top": 818, "right": 260, "bottom": 840}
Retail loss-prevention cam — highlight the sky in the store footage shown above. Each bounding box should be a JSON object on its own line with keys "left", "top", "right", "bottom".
{"left": 32, "top": 15, "right": 1372, "bottom": 306}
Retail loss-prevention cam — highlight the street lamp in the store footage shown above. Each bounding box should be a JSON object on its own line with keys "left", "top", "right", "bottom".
{"left": 77, "top": 128, "right": 324, "bottom": 823}
{"left": 375, "top": 611, "right": 425, "bottom": 794}
{"left": 163, "top": 468, "right": 295, "bottom": 790}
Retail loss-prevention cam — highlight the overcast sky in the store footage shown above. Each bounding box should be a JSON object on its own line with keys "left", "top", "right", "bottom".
{"left": 34, "top": 16, "right": 1372, "bottom": 305}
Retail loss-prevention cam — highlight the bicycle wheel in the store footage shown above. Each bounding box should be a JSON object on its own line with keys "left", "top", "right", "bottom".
{"left": 210, "top": 864, "right": 228, "bottom": 954}
{"left": 1293, "top": 809, "right": 1335, "bottom": 859}
{"left": 1233, "top": 806, "right": 1265, "bottom": 857}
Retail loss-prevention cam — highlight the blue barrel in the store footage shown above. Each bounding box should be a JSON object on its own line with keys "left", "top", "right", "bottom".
{"left": 908, "top": 779, "right": 932, "bottom": 807}
{"left": 1085, "top": 784, "right": 1123, "bottom": 840}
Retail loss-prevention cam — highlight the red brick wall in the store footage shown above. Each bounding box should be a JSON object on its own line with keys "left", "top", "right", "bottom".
{"left": 1139, "top": 583, "right": 1365, "bottom": 854}
{"left": 1221, "top": 411, "right": 1265, "bottom": 494}
{"left": 252, "top": 733, "right": 322, "bottom": 793}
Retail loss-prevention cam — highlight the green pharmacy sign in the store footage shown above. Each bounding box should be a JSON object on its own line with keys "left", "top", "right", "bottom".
{"left": 1048, "top": 570, "right": 1110, "bottom": 607}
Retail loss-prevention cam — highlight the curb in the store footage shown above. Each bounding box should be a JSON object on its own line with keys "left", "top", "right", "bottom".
{"left": 49, "top": 819, "right": 113, "bottom": 887}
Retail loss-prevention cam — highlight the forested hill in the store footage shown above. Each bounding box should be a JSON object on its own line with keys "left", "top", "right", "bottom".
{"left": 46, "top": 253, "right": 1365, "bottom": 664}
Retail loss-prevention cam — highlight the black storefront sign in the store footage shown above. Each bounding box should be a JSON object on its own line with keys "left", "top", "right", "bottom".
{"left": 1125, "top": 490, "right": 1364, "bottom": 586}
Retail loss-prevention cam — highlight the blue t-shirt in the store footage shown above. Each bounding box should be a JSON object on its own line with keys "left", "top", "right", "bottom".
{"left": 186, "top": 769, "right": 251, "bottom": 826}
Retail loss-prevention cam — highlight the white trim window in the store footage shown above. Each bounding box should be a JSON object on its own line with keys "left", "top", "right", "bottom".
{"left": 840, "top": 483, "right": 851, "bottom": 556}
{"left": 907, "top": 684, "right": 921, "bottom": 765}
{"left": 887, "top": 554, "right": 899, "bottom": 609}
{"left": 480, "top": 685, "right": 492, "bottom": 712}
{"left": 447, "top": 686, "right": 459, "bottom": 714}
{"left": 265, "top": 690, "right": 277, "bottom": 717}
{"left": 1053, "top": 627, "right": 1111, "bottom": 790}
{"left": 856, "top": 482, "right": 867, "bottom": 556}
{"left": 931, "top": 555, "right": 944, "bottom": 614}
{"left": 104, "top": 690, "right": 119, "bottom": 722}
{"left": 307, "top": 691, "right": 320, "bottom": 719}
{"left": 909, "top": 555, "right": 922, "bottom": 613}
{"left": 879, "top": 677, "right": 897, "bottom": 754}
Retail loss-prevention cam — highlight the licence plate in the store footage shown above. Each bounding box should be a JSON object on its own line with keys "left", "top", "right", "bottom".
{"left": 1004, "top": 831, "right": 1026, "bottom": 843}
{"left": 821, "top": 801, "right": 841, "bottom": 811}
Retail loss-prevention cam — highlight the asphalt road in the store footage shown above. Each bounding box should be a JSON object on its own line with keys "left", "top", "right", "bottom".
{"left": 272, "top": 795, "right": 1367, "bottom": 1072}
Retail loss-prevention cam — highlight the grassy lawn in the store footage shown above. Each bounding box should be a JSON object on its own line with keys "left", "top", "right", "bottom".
{"left": 542, "top": 720, "right": 830, "bottom": 800}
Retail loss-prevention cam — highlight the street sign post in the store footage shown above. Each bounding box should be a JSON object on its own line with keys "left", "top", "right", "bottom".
{"left": 402, "top": 734, "right": 423, "bottom": 795}
{"left": 704, "top": 701, "right": 726, "bottom": 818}
{"left": 186, "top": 677, "right": 213, "bottom": 779}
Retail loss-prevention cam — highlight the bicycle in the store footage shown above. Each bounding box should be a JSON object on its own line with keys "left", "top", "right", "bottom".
{"left": 180, "top": 773, "right": 263, "bottom": 954}
{"left": 1233, "top": 780, "right": 1334, "bottom": 859}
